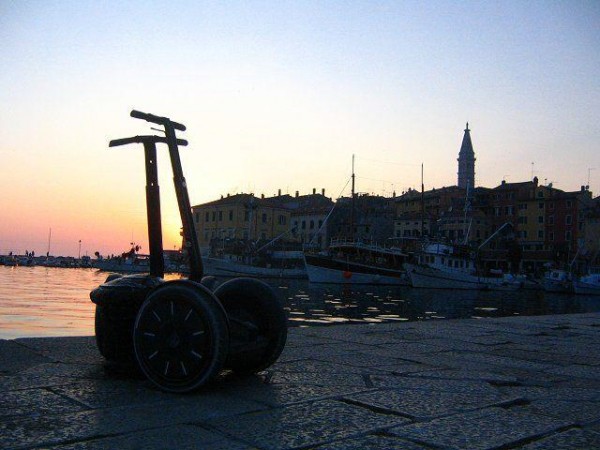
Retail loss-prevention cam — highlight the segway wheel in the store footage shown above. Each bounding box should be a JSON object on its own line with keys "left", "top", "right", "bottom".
{"left": 214, "top": 278, "right": 287, "bottom": 375}
{"left": 133, "top": 283, "right": 228, "bottom": 393}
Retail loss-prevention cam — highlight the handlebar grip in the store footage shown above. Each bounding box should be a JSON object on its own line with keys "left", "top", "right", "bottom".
{"left": 130, "top": 109, "right": 187, "bottom": 132}
{"left": 170, "top": 121, "right": 186, "bottom": 131}
{"left": 130, "top": 109, "right": 153, "bottom": 121}
{"left": 109, "top": 137, "right": 140, "bottom": 147}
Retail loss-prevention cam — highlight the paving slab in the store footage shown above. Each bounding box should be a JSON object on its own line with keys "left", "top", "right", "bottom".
{"left": 1, "top": 312, "right": 599, "bottom": 449}
{"left": 0, "top": 340, "right": 54, "bottom": 375}
{"left": 41, "top": 425, "right": 254, "bottom": 450}
{"left": 519, "top": 428, "right": 600, "bottom": 450}
{"left": 206, "top": 399, "right": 408, "bottom": 449}
{"left": 311, "top": 433, "right": 429, "bottom": 449}
{"left": 388, "top": 407, "right": 572, "bottom": 449}
{"left": 0, "top": 393, "right": 264, "bottom": 449}
{"left": 345, "top": 387, "right": 520, "bottom": 420}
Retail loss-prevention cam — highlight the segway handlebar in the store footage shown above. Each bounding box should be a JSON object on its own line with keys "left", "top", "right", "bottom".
{"left": 109, "top": 136, "right": 188, "bottom": 147}
{"left": 130, "top": 110, "right": 186, "bottom": 132}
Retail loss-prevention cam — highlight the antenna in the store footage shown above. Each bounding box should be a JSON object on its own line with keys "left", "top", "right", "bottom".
{"left": 588, "top": 167, "right": 596, "bottom": 187}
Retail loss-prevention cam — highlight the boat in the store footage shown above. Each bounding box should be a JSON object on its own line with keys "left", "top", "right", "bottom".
{"left": 403, "top": 242, "right": 522, "bottom": 290}
{"left": 304, "top": 239, "right": 410, "bottom": 285}
{"left": 203, "top": 252, "right": 306, "bottom": 279}
{"left": 94, "top": 255, "right": 151, "bottom": 273}
{"left": 2, "top": 255, "right": 17, "bottom": 266}
{"left": 542, "top": 269, "right": 573, "bottom": 293}
{"left": 573, "top": 273, "right": 600, "bottom": 295}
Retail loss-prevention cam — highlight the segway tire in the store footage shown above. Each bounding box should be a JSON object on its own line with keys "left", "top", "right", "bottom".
{"left": 214, "top": 278, "right": 287, "bottom": 375}
{"left": 133, "top": 282, "right": 228, "bottom": 393}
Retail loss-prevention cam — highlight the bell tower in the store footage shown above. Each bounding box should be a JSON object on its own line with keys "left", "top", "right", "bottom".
{"left": 457, "top": 122, "right": 475, "bottom": 189}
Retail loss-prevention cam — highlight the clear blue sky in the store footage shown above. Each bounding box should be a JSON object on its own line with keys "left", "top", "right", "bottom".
{"left": 1, "top": 0, "right": 599, "bottom": 256}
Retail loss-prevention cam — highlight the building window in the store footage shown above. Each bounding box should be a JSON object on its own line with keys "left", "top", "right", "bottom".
{"left": 505, "top": 206, "right": 513, "bottom": 216}
{"left": 262, "top": 213, "right": 267, "bottom": 223}
{"left": 195, "top": 213, "right": 200, "bottom": 223}
{"left": 244, "top": 211, "right": 249, "bottom": 222}
{"left": 549, "top": 231, "right": 554, "bottom": 241}
{"left": 548, "top": 202, "right": 554, "bottom": 210}
{"left": 229, "top": 210, "right": 233, "bottom": 221}
{"left": 218, "top": 211, "right": 223, "bottom": 221}
{"left": 566, "top": 200, "right": 572, "bottom": 208}
{"left": 565, "top": 230, "right": 572, "bottom": 241}
{"left": 538, "top": 230, "right": 544, "bottom": 239}
{"left": 310, "top": 220, "right": 315, "bottom": 230}
{"left": 278, "top": 215, "right": 286, "bottom": 225}
{"left": 519, "top": 203, "right": 527, "bottom": 210}
{"left": 539, "top": 202, "right": 544, "bottom": 209}
{"left": 518, "top": 216, "right": 527, "bottom": 224}
{"left": 538, "top": 216, "right": 544, "bottom": 224}
{"left": 302, "top": 220, "right": 306, "bottom": 230}
{"left": 205, "top": 212, "right": 210, "bottom": 222}
{"left": 566, "top": 215, "right": 572, "bottom": 225}
{"left": 212, "top": 211, "right": 216, "bottom": 222}
{"left": 548, "top": 215, "right": 554, "bottom": 225}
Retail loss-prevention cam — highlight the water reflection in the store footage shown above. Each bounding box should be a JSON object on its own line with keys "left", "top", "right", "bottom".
{"left": 278, "top": 279, "right": 600, "bottom": 326}
{"left": 1, "top": 267, "right": 599, "bottom": 339}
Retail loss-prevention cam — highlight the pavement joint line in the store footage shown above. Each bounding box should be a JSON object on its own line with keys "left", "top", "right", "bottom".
{"left": 338, "top": 397, "right": 418, "bottom": 421}
{"left": 494, "top": 424, "right": 580, "bottom": 450}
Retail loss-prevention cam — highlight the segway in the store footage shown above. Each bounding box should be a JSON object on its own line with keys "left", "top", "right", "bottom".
{"left": 90, "top": 110, "right": 287, "bottom": 393}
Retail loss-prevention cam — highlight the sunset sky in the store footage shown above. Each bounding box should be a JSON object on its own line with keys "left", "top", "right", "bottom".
{"left": 1, "top": 1, "right": 599, "bottom": 257}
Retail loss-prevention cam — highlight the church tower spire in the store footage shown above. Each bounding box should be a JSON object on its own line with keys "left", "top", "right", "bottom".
{"left": 457, "top": 122, "right": 476, "bottom": 189}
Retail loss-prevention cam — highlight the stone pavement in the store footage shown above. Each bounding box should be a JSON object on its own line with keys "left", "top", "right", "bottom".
{"left": 1, "top": 313, "right": 600, "bottom": 449}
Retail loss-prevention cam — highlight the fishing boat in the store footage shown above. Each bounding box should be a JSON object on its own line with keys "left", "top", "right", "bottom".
{"left": 304, "top": 238, "right": 409, "bottom": 285}
{"left": 573, "top": 273, "right": 600, "bottom": 295}
{"left": 303, "top": 155, "right": 409, "bottom": 285}
{"left": 403, "top": 242, "right": 522, "bottom": 290}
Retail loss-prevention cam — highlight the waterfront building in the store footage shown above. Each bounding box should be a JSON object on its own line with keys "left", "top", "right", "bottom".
{"left": 395, "top": 186, "right": 466, "bottom": 221}
{"left": 543, "top": 185, "right": 594, "bottom": 270}
{"left": 580, "top": 196, "right": 600, "bottom": 270}
{"left": 480, "top": 179, "right": 593, "bottom": 273}
{"left": 327, "top": 194, "right": 396, "bottom": 245}
{"left": 277, "top": 189, "right": 333, "bottom": 251}
{"left": 192, "top": 193, "right": 291, "bottom": 252}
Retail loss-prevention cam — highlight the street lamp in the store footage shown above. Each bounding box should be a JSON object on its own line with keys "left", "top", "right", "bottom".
{"left": 78, "top": 240, "right": 82, "bottom": 259}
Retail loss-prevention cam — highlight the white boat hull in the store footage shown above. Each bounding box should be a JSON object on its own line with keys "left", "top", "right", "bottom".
{"left": 204, "top": 257, "right": 306, "bottom": 279}
{"left": 404, "top": 263, "right": 521, "bottom": 291}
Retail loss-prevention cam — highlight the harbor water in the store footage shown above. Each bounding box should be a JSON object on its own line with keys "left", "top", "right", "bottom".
{"left": 1, "top": 266, "right": 600, "bottom": 339}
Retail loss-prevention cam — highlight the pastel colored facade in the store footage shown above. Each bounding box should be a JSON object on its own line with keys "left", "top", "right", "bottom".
{"left": 192, "top": 193, "right": 291, "bottom": 250}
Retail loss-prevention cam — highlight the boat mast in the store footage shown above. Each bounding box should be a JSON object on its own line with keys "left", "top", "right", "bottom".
{"left": 47, "top": 227, "right": 52, "bottom": 257}
{"left": 420, "top": 163, "right": 425, "bottom": 239}
{"left": 350, "top": 154, "right": 355, "bottom": 241}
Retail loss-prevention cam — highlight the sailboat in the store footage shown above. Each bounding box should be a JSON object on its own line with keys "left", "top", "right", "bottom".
{"left": 303, "top": 156, "right": 410, "bottom": 285}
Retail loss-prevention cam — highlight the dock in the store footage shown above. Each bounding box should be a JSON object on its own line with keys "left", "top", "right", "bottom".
{"left": 2, "top": 313, "right": 600, "bottom": 449}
